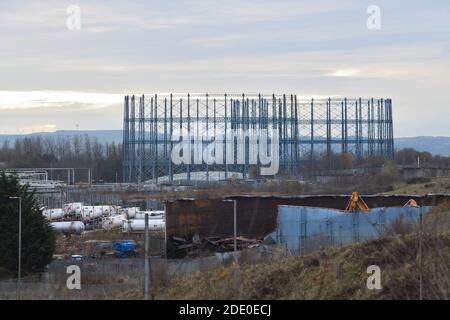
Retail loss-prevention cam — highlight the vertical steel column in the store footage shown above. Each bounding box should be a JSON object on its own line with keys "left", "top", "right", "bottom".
{"left": 344, "top": 97, "right": 348, "bottom": 154}
{"left": 130, "top": 95, "right": 136, "bottom": 182}
{"left": 242, "top": 93, "right": 247, "bottom": 178}
{"left": 164, "top": 97, "right": 167, "bottom": 159}
{"left": 196, "top": 97, "right": 200, "bottom": 179}
{"left": 138, "top": 95, "right": 144, "bottom": 184}
{"left": 355, "top": 99, "right": 359, "bottom": 160}
{"left": 310, "top": 98, "right": 314, "bottom": 175}
{"left": 122, "top": 96, "right": 130, "bottom": 182}
{"left": 290, "top": 94, "right": 294, "bottom": 173}
{"left": 257, "top": 94, "right": 261, "bottom": 175}
{"left": 358, "top": 97, "right": 363, "bottom": 159}
{"left": 149, "top": 96, "right": 154, "bottom": 182}
{"left": 377, "top": 99, "right": 381, "bottom": 154}
{"left": 369, "top": 98, "right": 374, "bottom": 155}
{"left": 224, "top": 94, "right": 228, "bottom": 180}
{"left": 283, "top": 94, "right": 287, "bottom": 171}
{"left": 294, "top": 95, "right": 299, "bottom": 169}
{"left": 380, "top": 98, "right": 385, "bottom": 156}
{"left": 388, "top": 99, "right": 394, "bottom": 158}
{"left": 169, "top": 94, "right": 173, "bottom": 183}
{"left": 213, "top": 97, "right": 217, "bottom": 179}
{"left": 179, "top": 97, "right": 183, "bottom": 180}
{"left": 326, "top": 98, "right": 331, "bottom": 161}
{"left": 386, "top": 99, "right": 391, "bottom": 157}
{"left": 153, "top": 94, "right": 157, "bottom": 183}
{"left": 206, "top": 94, "right": 209, "bottom": 181}
{"left": 187, "top": 94, "right": 191, "bottom": 181}
{"left": 341, "top": 100, "right": 345, "bottom": 153}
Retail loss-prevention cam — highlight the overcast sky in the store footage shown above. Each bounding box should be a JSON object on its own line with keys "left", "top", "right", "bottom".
{"left": 0, "top": 0, "right": 449, "bottom": 136}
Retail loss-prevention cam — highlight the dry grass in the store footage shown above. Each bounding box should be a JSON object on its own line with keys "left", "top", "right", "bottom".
{"left": 381, "top": 177, "right": 450, "bottom": 196}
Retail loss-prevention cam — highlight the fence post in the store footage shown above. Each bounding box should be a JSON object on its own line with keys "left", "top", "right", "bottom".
{"left": 144, "top": 213, "right": 149, "bottom": 300}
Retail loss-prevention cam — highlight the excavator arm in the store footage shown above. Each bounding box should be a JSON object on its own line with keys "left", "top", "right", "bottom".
{"left": 345, "top": 192, "right": 370, "bottom": 213}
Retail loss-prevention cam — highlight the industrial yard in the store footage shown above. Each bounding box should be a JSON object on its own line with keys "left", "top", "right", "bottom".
{"left": 1, "top": 0, "right": 450, "bottom": 314}
{"left": 1, "top": 92, "right": 450, "bottom": 300}
{"left": 1, "top": 164, "right": 450, "bottom": 300}
{"left": 1, "top": 95, "right": 450, "bottom": 300}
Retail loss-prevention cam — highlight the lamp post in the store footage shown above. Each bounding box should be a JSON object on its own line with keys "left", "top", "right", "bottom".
{"left": 223, "top": 199, "right": 239, "bottom": 297}
{"left": 9, "top": 196, "right": 22, "bottom": 300}
{"left": 222, "top": 199, "right": 237, "bottom": 253}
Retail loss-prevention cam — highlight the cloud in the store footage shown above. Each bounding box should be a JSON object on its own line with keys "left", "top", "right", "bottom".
{"left": 0, "top": 1, "right": 449, "bottom": 136}
{"left": 0, "top": 91, "right": 122, "bottom": 110}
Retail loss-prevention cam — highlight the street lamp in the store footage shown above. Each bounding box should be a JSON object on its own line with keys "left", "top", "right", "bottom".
{"left": 223, "top": 199, "right": 239, "bottom": 295}
{"left": 9, "top": 196, "right": 22, "bottom": 300}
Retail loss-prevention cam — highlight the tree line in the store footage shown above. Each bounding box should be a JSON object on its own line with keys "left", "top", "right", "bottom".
{"left": 1, "top": 135, "right": 449, "bottom": 184}
{"left": 0, "top": 135, "right": 122, "bottom": 183}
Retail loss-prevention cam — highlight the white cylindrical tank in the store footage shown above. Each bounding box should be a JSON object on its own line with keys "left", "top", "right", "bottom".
{"left": 147, "top": 210, "right": 165, "bottom": 216}
{"left": 93, "top": 205, "right": 116, "bottom": 215}
{"left": 122, "top": 219, "right": 165, "bottom": 232}
{"left": 124, "top": 207, "right": 140, "bottom": 219}
{"left": 102, "top": 214, "right": 127, "bottom": 230}
{"left": 64, "top": 202, "right": 83, "bottom": 215}
{"left": 134, "top": 211, "right": 165, "bottom": 220}
{"left": 43, "top": 208, "right": 64, "bottom": 220}
{"left": 81, "top": 206, "right": 96, "bottom": 221}
{"left": 51, "top": 221, "right": 85, "bottom": 234}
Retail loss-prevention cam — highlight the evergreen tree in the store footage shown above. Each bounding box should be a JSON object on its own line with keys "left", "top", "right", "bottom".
{"left": 0, "top": 171, "right": 55, "bottom": 276}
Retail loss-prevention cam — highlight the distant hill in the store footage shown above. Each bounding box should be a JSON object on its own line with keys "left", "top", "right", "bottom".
{"left": 395, "top": 136, "right": 450, "bottom": 156}
{"left": 0, "top": 131, "right": 449, "bottom": 156}
{"left": 0, "top": 130, "right": 123, "bottom": 145}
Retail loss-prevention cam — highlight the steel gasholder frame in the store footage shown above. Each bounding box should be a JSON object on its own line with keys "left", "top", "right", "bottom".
{"left": 123, "top": 94, "right": 394, "bottom": 183}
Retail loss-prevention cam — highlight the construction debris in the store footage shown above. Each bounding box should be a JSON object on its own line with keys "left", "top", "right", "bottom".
{"left": 167, "top": 235, "right": 262, "bottom": 258}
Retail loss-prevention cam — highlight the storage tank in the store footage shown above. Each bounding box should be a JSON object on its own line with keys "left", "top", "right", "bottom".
{"left": 51, "top": 221, "right": 85, "bottom": 234}
{"left": 64, "top": 202, "right": 83, "bottom": 215}
{"left": 81, "top": 206, "right": 108, "bottom": 221}
{"left": 93, "top": 205, "right": 116, "bottom": 215}
{"left": 81, "top": 206, "right": 94, "bottom": 221}
{"left": 124, "top": 207, "right": 140, "bottom": 219}
{"left": 134, "top": 211, "right": 165, "bottom": 220}
{"left": 102, "top": 214, "right": 127, "bottom": 230}
{"left": 122, "top": 218, "right": 165, "bottom": 232}
{"left": 43, "top": 208, "right": 64, "bottom": 220}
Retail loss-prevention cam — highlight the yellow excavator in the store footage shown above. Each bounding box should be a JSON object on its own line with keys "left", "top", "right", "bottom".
{"left": 403, "top": 198, "right": 419, "bottom": 207}
{"left": 345, "top": 191, "right": 370, "bottom": 213}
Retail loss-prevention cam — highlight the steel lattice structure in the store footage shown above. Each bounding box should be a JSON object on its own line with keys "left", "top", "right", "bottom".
{"left": 123, "top": 94, "right": 394, "bottom": 183}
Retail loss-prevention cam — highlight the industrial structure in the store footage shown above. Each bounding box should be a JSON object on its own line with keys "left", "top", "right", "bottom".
{"left": 123, "top": 94, "right": 394, "bottom": 183}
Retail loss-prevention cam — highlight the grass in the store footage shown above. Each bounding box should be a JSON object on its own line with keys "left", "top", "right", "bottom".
{"left": 381, "top": 177, "right": 450, "bottom": 195}
{"left": 148, "top": 231, "right": 449, "bottom": 300}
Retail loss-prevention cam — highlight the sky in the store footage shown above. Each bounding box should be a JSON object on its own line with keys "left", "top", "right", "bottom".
{"left": 0, "top": 0, "right": 449, "bottom": 136}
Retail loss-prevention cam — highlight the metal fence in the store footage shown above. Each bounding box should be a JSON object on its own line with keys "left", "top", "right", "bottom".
{"left": 271, "top": 205, "right": 431, "bottom": 255}
{"left": 0, "top": 252, "right": 268, "bottom": 300}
